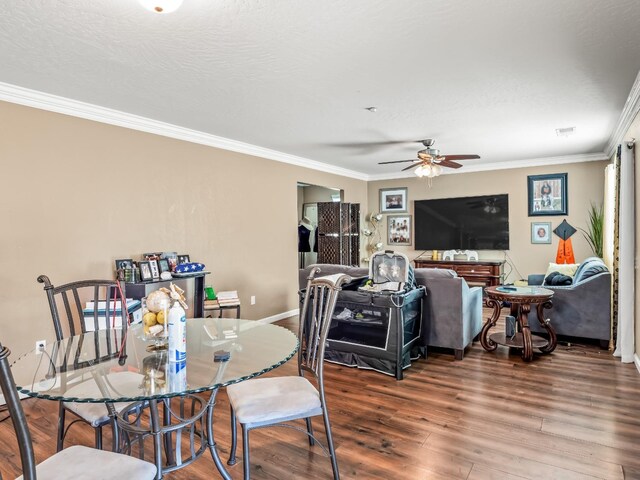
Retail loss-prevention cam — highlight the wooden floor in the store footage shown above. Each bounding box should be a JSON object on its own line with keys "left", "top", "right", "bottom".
{"left": 2, "top": 312, "right": 640, "bottom": 480}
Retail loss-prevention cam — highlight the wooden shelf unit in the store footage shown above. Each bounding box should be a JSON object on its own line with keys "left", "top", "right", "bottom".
{"left": 414, "top": 259, "right": 504, "bottom": 287}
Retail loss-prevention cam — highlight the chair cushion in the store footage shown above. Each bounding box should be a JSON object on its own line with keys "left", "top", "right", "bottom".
{"left": 16, "top": 445, "right": 156, "bottom": 480}
{"left": 226, "top": 376, "right": 321, "bottom": 426}
{"left": 62, "top": 371, "right": 143, "bottom": 427}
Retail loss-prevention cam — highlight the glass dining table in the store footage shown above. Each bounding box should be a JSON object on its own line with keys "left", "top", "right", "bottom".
{"left": 9, "top": 318, "right": 299, "bottom": 479}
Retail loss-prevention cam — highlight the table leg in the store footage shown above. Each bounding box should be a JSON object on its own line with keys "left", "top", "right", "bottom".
{"left": 536, "top": 300, "right": 557, "bottom": 353}
{"left": 480, "top": 297, "right": 501, "bottom": 351}
{"left": 149, "top": 399, "right": 164, "bottom": 480}
{"left": 518, "top": 304, "right": 533, "bottom": 361}
{"left": 162, "top": 399, "right": 175, "bottom": 466}
{"left": 206, "top": 389, "right": 232, "bottom": 480}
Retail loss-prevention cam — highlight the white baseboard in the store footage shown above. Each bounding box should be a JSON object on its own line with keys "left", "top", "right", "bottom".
{"left": 258, "top": 309, "right": 299, "bottom": 324}
{"left": 634, "top": 354, "right": 640, "bottom": 375}
{"left": 0, "top": 391, "right": 29, "bottom": 407}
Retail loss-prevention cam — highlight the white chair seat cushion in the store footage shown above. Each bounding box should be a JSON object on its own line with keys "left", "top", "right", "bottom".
{"left": 16, "top": 445, "right": 157, "bottom": 479}
{"left": 62, "top": 371, "right": 143, "bottom": 427}
{"left": 227, "top": 376, "right": 322, "bottom": 426}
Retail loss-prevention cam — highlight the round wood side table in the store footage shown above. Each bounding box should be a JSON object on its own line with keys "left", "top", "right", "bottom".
{"left": 480, "top": 285, "right": 556, "bottom": 361}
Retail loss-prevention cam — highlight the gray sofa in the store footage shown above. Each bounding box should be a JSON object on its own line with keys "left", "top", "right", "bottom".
{"left": 299, "top": 264, "right": 483, "bottom": 360}
{"left": 527, "top": 257, "right": 611, "bottom": 347}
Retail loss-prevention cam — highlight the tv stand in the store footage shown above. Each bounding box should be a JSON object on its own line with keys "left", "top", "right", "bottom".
{"left": 414, "top": 259, "right": 504, "bottom": 287}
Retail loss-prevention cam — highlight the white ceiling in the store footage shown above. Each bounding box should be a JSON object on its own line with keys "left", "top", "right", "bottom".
{"left": 1, "top": 0, "right": 639, "bottom": 179}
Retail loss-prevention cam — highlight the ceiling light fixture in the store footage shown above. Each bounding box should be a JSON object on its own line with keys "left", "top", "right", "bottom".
{"left": 414, "top": 161, "right": 442, "bottom": 178}
{"left": 139, "top": 0, "right": 183, "bottom": 14}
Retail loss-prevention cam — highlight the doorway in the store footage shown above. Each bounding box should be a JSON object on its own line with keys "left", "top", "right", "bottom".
{"left": 297, "top": 183, "right": 343, "bottom": 268}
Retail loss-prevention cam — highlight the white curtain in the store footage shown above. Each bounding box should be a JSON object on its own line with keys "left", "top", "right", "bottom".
{"left": 613, "top": 143, "right": 635, "bottom": 363}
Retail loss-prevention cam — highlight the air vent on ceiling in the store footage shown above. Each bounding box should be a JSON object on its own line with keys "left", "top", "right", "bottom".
{"left": 555, "top": 127, "right": 576, "bottom": 137}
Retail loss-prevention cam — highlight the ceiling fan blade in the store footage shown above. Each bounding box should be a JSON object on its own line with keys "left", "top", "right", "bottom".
{"left": 378, "top": 159, "right": 419, "bottom": 165}
{"left": 441, "top": 154, "right": 480, "bottom": 161}
{"left": 439, "top": 159, "right": 463, "bottom": 169}
{"left": 401, "top": 163, "right": 420, "bottom": 172}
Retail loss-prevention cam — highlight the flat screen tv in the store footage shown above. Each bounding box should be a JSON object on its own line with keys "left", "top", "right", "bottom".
{"left": 415, "top": 194, "right": 509, "bottom": 250}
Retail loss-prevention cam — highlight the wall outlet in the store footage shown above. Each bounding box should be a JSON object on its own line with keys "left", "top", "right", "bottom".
{"left": 250, "top": 295, "right": 256, "bottom": 305}
{"left": 35, "top": 340, "right": 46, "bottom": 354}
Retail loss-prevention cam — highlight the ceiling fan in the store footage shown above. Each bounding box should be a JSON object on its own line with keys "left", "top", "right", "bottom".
{"left": 378, "top": 139, "right": 480, "bottom": 178}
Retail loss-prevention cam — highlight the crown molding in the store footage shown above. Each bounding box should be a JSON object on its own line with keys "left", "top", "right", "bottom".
{"left": 366, "top": 152, "right": 610, "bottom": 181}
{"left": 0, "top": 82, "right": 369, "bottom": 181}
{"left": 605, "top": 70, "right": 640, "bottom": 157}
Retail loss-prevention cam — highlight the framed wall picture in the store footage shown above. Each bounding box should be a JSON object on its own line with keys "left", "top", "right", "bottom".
{"left": 148, "top": 259, "right": 160, "bottom": 279}
{"left": 139, "top": 261, "right": 153, "bottom": 281}
{"left": 527, "top": 173, "right": 568, "bottom": 216}
{"left": 388, "top": 215, "right": 412, "bottom": 246}
{"left": 531, "top": 222, "right": 552, "bottom": 244}
{"left": 380, "top": 187, "right": 408, "bottom": 213}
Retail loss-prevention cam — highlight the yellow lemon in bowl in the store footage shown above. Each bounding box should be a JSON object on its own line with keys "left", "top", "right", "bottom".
{"left": 143, "top": 312, "right": 157, "bottom": 326}
{"left": 156, "top": 311, "right": 166, "bottom": 325}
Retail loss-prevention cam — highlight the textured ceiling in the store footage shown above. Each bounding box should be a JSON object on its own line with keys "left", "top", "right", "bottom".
{"left": 1, "top": 0, "right": 639, "bottom": 178}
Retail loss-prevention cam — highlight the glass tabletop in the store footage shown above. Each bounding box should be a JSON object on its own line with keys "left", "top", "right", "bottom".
{"left": 488, "top": 285, "right": 554, "bottom": 297}
{"left": 10, "top": 318, "right": 298, "bottom": 403}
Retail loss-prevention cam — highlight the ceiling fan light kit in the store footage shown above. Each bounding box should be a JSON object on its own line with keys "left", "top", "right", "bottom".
{"left": 378, "top": 139, "right": 480, "bottom": 183}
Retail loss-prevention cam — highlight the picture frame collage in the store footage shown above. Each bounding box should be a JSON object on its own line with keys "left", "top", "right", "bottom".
{"left": 527, "top": 172, "right": 568, "bottom": 245}
{"left": 378, "top": 188, "right": 412, "bottom": 247}
{"left": 379, "top": 174, "right": 569, "bottom": 249}
{"left": 115, "top": 252, "right": 193, "bottom": 282}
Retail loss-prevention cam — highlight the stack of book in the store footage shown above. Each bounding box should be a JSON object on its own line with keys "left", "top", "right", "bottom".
{"left": 83, "top": 298, "right": 142, "bottom": 331}
{"left": 216, "top": 290, "right": 240, "bottom": 307}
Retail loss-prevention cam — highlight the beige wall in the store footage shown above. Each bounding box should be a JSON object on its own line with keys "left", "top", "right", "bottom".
{"left": 368, "top": 161, "right": 609, "bottom": 282}
{"left": 0, "top": 101, "right": 368, "bottom": 355}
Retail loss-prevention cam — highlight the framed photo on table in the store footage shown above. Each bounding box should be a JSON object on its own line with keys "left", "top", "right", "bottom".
{"left": 528, "top": 173, "right": 567, "bottom": 216}
{"left": 531, "top": 222, "right": 552, "bottom": 244}
{"left": 177, "top": 254, "right": 190, "bottom": 265}
{"left": 158, "top": 259, "right": 170, "bottom": 273}
{"left": 139, "top": 261, "right": 153, "bottom": 281}
{"left": 114, "top": 259, "right": 133, "bottom": 271}
{"left": 148, "top": 259, "right": 160, "bottom": 279}
{"left": 388, "top": 215, "right": 412, "bottom": 246}
{"left": 380, "top": 188, "right": 408, "bottom": 213}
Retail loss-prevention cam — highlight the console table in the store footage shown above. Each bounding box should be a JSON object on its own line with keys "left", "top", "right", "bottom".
{"left": 414, "top": 259, "right": 504, "bottom": 287}
{"left": 125, "top": 272, "right": 208, "bottom": 318}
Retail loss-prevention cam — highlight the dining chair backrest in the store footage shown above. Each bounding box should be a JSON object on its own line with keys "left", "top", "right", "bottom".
{"left": 298, "top": 267, "right": 351, "bottom": 383}
{"left": 37, "top": 275, "right": 127, "bottom": 341}
{"left": 0, "top": 342, "right": 37, "bottom": 480}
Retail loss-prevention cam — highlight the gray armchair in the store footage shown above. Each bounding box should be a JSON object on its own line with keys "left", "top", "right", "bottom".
{"left": 415, "top": 269, "right": 484, "bottom": 360}
{"left": 527, "top": 258, "right": 611, "bottom": 347}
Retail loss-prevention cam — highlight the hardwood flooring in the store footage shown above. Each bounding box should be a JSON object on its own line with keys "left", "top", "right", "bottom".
{"left": 1, "top": 311, "right": 640, "bottom": 479}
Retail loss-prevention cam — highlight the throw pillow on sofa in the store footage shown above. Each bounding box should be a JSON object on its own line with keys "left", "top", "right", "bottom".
{"left": 573, "top": 260, "right": 608, "bottom": 283}
{"left": 544, "top": 262, "right": 579, "bottom": 280}
{"left": 544, "top": 271, "right": 573, "bottom": 286}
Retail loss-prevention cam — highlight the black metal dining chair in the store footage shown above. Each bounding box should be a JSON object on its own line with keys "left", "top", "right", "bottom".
{"left": 226, "top": 267, "right": 350, "bottom": 479}
{"left": 37, "top": 274, "right": 133, "bottom": 452}
{"left": 0, "top": 341, "right": 157, "bottom": 480}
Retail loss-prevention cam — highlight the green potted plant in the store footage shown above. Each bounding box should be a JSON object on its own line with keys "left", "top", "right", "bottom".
{"left": 580, "top": 202, "right": 604, "bottom": 258}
